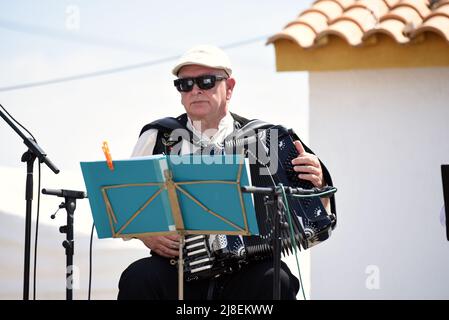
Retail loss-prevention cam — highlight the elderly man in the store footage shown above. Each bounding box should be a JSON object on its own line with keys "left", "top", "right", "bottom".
{"left": 118, "top": 45, "right": 334, "bottom": 300}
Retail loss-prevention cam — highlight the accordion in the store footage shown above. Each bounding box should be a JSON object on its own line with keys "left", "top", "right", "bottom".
{"left": 183, "top": 124, "right": 336, "bottom": 281}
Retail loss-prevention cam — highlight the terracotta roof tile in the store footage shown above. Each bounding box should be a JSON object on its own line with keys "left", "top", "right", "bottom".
{"left": 436, "top": 0, "right": 449, "bottom": 11}
{"left": 269, "top": 24, "right": 317, "bottom": 48}
{"left": 435, "top": 0, "right": 449, "bottom": 9}
{"left": 383, "top": 0, "right": 402, "bottom": 9}
{"left": 289, "top": 11, "right": 329, "bottom": 34}
{"left": 347, "top": 0, "right": 390, "bottom": 17}
{"left": 334, "top": 6, "right": 378, "bottom": 31}
{"left": 364, "top": 17, "right": 410, "bottom": 43}
{"left": 412, "top": 6, "right": 449, "bottom": 41}
{"left": 307, "top": 1, "right": 344, "bottom": 20}
{"left": 317, "top": 18, "right": 365, "bottom": 45}
{"left": 392, "top": 0, "right": 431, "bottom": 19}
{"left": 381, "top": 5, "right": 423, "bottom": 26}
{"left": 331, "top": 0, "right": 358, "bottom": 9}
{"left": 267, "top": 0, "right": 449, "bottom": 48}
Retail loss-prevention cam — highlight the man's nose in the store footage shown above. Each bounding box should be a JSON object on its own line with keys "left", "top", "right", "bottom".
{"left": 191, "top": 83, "right": 203, "bottom": 94}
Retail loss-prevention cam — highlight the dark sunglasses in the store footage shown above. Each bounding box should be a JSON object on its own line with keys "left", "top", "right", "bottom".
{"left": 174, "top": 75, "right": 227, "bottom": 92}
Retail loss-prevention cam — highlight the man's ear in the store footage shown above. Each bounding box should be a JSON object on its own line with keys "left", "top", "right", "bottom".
{"left": 226, "top": 78, "right": 236, "bottom": 100}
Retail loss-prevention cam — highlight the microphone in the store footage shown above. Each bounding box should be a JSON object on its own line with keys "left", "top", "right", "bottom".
{"left": 42, "top": 188, "right": 87, "bottom": 199}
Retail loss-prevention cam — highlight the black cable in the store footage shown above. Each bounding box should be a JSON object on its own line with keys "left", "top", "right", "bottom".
{"left": 0, "top": 103, "right": 36, "bottom": 141}
{"left": 88, "top": 223, "right": 95, "bottom": 300}
{"left": 32, "top": 162, "right": 41, "bottom": 300}
{"left": 0, "top": 55, "right": 179, "bottom": 93}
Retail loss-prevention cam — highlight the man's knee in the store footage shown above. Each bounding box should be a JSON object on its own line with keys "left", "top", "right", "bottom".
{"left": 118, "top": 258, "right": 151, "bottom": 299}
{"left": 231, "top": 261, "right": 299, "bottom": 299}
{"left": 118, "top": 256, "right": 174, "bottom": 299}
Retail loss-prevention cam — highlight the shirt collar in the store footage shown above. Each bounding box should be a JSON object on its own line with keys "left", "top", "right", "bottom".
{"left": 186, "top": 112, "right": 234, "bottom": 146}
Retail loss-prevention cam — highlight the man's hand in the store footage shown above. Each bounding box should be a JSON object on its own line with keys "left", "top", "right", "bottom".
{"left": 139, "top": 235, "right": 180, "bottom": 258}
{"left": 291, "top": 140, "right": 324, "bottom": 188}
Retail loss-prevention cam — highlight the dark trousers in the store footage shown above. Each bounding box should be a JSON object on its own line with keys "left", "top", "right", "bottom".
{"left": 118, "top": 254, "right": 300, "bottom": 300}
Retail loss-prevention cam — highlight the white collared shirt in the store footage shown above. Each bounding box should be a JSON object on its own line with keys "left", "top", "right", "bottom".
{"left": 131, "top": 112, "right": 235, "bottom": 157}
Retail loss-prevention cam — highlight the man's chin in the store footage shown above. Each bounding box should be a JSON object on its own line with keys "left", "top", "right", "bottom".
{"left": 187, "top": 106, "right": 211, "bottom": 118}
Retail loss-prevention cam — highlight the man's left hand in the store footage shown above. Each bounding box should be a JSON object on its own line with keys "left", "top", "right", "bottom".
{"left": 291, "top": 140, "right": 325, "bottom": 188}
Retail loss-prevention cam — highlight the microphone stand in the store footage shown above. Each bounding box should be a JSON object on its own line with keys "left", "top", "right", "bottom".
{"left": 241, "top": 185, "right": 285, "bottom": 300}
{"left": 241, "top": 184, "right": 336, "bottom": 300}
{"left": 0, "top": 108, "right": 59, "bottom": 300}
{"left": 42, "top": 188, "right": 87, "bottom": 300}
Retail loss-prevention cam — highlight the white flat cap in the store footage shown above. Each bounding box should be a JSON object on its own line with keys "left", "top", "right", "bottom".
{"left": 172, "top": 45, "right": 232, "bottom": 76}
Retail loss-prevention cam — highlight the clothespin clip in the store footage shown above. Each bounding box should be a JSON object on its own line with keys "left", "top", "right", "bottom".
{"left": 102, "top": 141, "right": 114, "bottom": 171}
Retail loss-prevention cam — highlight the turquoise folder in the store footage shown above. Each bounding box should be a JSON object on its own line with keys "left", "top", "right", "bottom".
{"left": 80, "top": 154, "right": 258, "bottom": 239}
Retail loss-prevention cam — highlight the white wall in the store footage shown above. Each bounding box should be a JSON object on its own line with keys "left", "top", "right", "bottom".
{"left": 309, "top": 67, "right": 449, "bottom": 299}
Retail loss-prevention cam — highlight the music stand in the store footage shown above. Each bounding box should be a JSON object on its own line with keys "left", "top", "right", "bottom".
{"left": 441, "top": 165, "right": 449, "bottom": 241}
{"left": 80, "top": 154, "right": 258, "bottom": 300}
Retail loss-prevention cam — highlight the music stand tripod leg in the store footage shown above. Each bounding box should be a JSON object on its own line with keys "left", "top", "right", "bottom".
{"left": 178, "top": 233, "right": 185, "bottom": 300}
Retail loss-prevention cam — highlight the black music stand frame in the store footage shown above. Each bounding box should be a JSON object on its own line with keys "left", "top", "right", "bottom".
{"left": 241, "top": 186, "right": 286, "bottom": 299}
{"left": 0, "top": 109, "right": 59, "bottom": 300}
